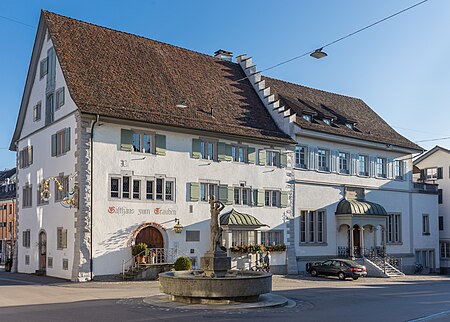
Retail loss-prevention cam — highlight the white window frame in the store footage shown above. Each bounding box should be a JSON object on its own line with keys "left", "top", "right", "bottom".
{"left": 231, "top": 230, "right": 257, "bottom": 246}
{"left": 264, "top": 189, "right": 280, "bottom": 207}
{"left": 387, "top": 213, "right": 402, "bottom": 243}
{"left": 234, "top": 185, "right": 251, "bottom": 206}
{"left": 200, "top": 182, "right": 219, "bottom": 202}
{"left": 22, "top": 184, "right": 32, "bottom": 208}
{"left": 110, "top": 177, "right": 121, "bottom": 198}
{"left": 57, "top": 227, "right": 67, "bottom": 250}
{"left": 422, "top": 214, "right": 430, "bottom": 235}
{"left": 56, "top": 87, "right": 65, "bottom": 109}
{"left": 261, "top": 230, "right": 284, "bottom": 246}
{"left": 22, "top": 229, "right": 31, "bottom": 248}
{"left": 358, "top": 155, "right": 369, "bottom": 176}
{"left": 338, "top": 152, "right": 349, "bottom": 174}
{"left": 299, "top": 210, "right": 326, "bottom": 244}
{"left": 318, "top": 148, "right": 329, "bottom": 171}
{"left": 265, "top": 150, "right": 280, "bottom": 167}
{"left": 231, "top": 145, "right": 247, "bottom": 163}
{"left": 132, "top": 131, "right": 155, "bottom": 154}
{"left": 33, "top": 102, "right": 42, "bottom": 122}
{"left": 440, "top": 241, "right": 450, "bottom": 259}
{"left": 394, "top": 160, "right": 404, "bottom": 180}
{"left": 376, "top": 157, "right": 387, "bottom": 178}
{"left": 295, "top": 145, "right": 308, "bottom": 169}
{"left": 132, "top": 179, "right": 141, "bottom": 199}
{"left": 200, "top": 139, "right": 217, "bottom": 161}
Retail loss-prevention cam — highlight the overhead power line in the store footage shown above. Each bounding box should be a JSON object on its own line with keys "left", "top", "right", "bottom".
{"left": 415, "top": 136, "right": 450, "bottom": 143}
{"left": 0, "top": 14, "right": 35, "bottom": 28}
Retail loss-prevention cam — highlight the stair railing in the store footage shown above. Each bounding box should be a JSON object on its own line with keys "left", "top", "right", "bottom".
{"left": 122, "top": 248, "right": 148, "bottom": 279}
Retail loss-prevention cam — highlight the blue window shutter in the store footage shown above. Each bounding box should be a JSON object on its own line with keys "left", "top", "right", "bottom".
{"left": 64, "top": 128, "right": 70, "bottom": 153}
{"left": 51, "top": 134, "right": 57, "bottom": 157}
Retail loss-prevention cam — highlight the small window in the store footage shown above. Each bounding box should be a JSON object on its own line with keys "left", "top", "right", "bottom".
{"left": 438, "top": 189, "right": 443, "bottom": 204}
{"left": 232, "top": 146, "right": 247, "bottom": 163}
{"left": 422, "top": 214, "right": 430, "bottom": 235}
{"left": 132, "top": 131, "right": 153, "bottom": 154}
{"left": 439, "top": 216, "right": 444, "bottom": 231}
{"left": 318, "top": 148, "right": 329, "bottom": 171}
{"left": 122, "top": 176, "right": 130, "bottom": 198}
{"left": 40, "top": 58, "right": 48, "bottom": 79}
{"left": 376, "top": 157, "right": 387, "bottom": 178}
{"left": 186, "top": 230, "right": 200, "bottom": 242}
{"left": 48, "top": 257, "right": 53, "bottom": 268}
{"left": 25, "top": 255, "right": 30, "bottom": 265}
{"left": 264, "top": 190, "right": 280, "bottom": 207}
{"left": 110, "top": 178, "right": 120, "bottom": 198}
{"left": 345, "top": 122, "right": 354, "bottom": 130}
{"left": 358, "top": 155, "right": 368, "bottom": 176}
{"left": 146, "top": 180, "right": 154, "bottom": 200}
{"left": 22, "top": 229, "right": 31, "bottom": 248}
{"left": 22, "top": 185, "right": 32, "bottom": 208}
{"left": 33, "top": 102, "right": 42, "bottom": 122}
{"left": 295, "top": 145, "right": 308, "bottom": 169}
{"left": 394, "top": 160, "right": 404, "bottom": 180}
{"left": 200, "top": 183, "right": 218, "bottom": 202}
{"left": 338, "top": 152, "right": 349, "bottom": 174}
{"left": 165, "top": 180, "right": 174, "bottom": 201}
{"left": 323, "top": 118, "right": 331, "bottom": 125}
{"left": 133, "top": 180, "right": 140, "bottom": 199}
{"left": 302, "top": 114, "right": 312, "bottom": 122}
{"left": 156, "top": 178, "right": 163, "bottom": 200}
{"left": 57, "top": 227, "right": 67, "bottom": 250}
{"left": 56, "top": 87, "right": 65, "bottom": 109}
{"left": 51, "top": 128, "right": 70, "bottom": 157}
{"left": 200, "top": 140, "right": 217, "bottom": 161}
{"left": 62, "top": 258, "right": 69, "bottom": 270}
{"left": 265, "top": 150, "right": 280, "bottom": 167}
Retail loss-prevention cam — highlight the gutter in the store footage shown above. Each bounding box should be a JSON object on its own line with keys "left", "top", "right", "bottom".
{"left": 90, "top": 115, "right": 99, "bottom": 280}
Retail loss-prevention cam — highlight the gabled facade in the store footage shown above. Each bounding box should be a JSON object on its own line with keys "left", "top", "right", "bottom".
{"left": 413, "top": 146, "right": 450, "bottom": 273}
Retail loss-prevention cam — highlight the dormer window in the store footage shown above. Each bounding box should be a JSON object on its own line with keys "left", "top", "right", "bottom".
{"left": 323, "top": 118, "right": 331, "bottom": 126}
{"left": 345, "top": 122, "right": 354, "bottom": 130}
{"left": 302, "top": 114, "right": 312, "bottom": 122}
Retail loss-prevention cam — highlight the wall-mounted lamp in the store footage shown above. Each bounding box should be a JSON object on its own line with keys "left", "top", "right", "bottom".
{"left": 173, "top": 218, "right": 183, "bottom": 234}
{"left": 40, "top": 176, "right": 79, "bottom": 209}
{"left": 310, "top": 48, "right": 327, "bottom": 59}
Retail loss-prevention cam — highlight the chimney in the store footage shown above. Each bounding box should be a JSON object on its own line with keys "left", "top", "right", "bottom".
{"left": 214, "top": 49, "right": 233, "bottom": 62}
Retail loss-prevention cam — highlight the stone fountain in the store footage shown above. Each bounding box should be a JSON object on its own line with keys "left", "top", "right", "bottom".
{"left": 159, "top": 197, "right": 272, "bottom": 304}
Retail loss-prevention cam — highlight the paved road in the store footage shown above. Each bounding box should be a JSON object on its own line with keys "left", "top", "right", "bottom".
{"left": 1, "top": 269, "right": 450, "bottom": 322}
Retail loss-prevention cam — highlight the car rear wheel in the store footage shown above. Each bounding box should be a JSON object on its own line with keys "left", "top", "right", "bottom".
{"left": 338, "top": 272, "right": 346, "bottom": 280}
{"left": 352, "top": 276, "right": 359, "bottom": 280}
{"left": 311, "top": 269, "right": 318, "bottom": 277}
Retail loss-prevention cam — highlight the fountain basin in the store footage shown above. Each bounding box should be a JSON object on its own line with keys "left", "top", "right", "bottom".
{"left": 159, "top": 270, "right": 272, "bottom": 304}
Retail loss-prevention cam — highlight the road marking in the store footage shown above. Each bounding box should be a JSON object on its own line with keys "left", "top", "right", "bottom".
{"left": 0, "top": 277, "right": 40, "bottom": 285}
{"left": 408, "top": 310, "right": 450, "bottom": 322}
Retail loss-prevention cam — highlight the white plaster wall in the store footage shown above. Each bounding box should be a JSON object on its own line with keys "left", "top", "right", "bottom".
{"left": 91, "top": 122, "right": 290, "bottom": 276}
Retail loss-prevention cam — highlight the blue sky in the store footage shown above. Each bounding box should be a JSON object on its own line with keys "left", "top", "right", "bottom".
{"left": 1, "top": 0, "right": 449, "bottom": 170}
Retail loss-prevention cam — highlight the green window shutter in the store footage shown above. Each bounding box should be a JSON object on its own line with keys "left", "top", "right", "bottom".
{"left": 258, "top": 150, "right": 266, "bottom": 166}
{"left": 64, "top": 128, "right": 70, "bottom": 153}
{"left": 280, "top": 153, "right": 287, "bottom": 168}
{"left": 227, "top": 186, "right": 234, "bottom": 205}
{"left": 218, "top": 143, "right": 226, "bottom": 162}
{"left": 51, "top": 134, "right": 57, "bottom": 157}
{"left": 281, "top": 191, "right": 289, "bottom": 208}
{"left": 225, "top": 144, "right": 233, "bottom": 161}
{"left": 248, "top": 147, "right": 256, "bottom": 164}
{"left": 256, "top": 189, "right": 265, "bottom": 207}
{"left": 189, "top": 182, "right": 199, "bottom": 201}
{"left": 192, "top": 139, "right": 201, "bottom": 159}
{"left": 155, "top": 134, "right": 166, "bottom": 156}
{"left": 219, "top": 184, "right": 228, "bottom": 203}
{"left": 120, "top": 129, "right": 133, "bottom": 152}
{"left": 28, "top": 146, "right": 33, "bottom": 165}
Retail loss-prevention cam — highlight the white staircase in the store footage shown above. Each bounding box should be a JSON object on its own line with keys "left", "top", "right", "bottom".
{"left": 364, "top": 256, "right": 405, "bottom": 278}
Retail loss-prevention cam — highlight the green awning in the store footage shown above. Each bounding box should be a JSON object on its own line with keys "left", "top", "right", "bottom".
{"left": 220, "top": 209, "right": 268, "bottom": 227}
{"left": 336, "top": 199, "right": 387, "bottom": 216}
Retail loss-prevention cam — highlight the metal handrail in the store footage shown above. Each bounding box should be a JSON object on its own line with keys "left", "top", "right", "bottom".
{"left": 122, "top": 248, "right": 148, "bottom": 278}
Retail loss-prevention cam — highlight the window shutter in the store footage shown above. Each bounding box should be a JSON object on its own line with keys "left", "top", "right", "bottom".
{"left": 62, "top": 229, "right": 67, "bottom": 249}
{"left": 280, "top": 191, "right": 288, "bottom": 208}
{"left": 18, "top": 150, "right": 23, "bottom": 168}
{"left": 155, "top": 134, "right": 166, "bottom": 156}
{"left": 258, "top": 150, "right": 266, "bottom": 166}
{"left": 64, "top": 128, "right": 70, "bottom": 153}
{"left": 218, "top": 184, "right": 228, "bottom": 203}
{"left": 420, "top": 169, "right": 426, "bottom": 181}
{"left": 28, "top": 146, "right": 33, "bottom": 165}
{"left": 280, "top": 153, "right": 287, "bottom": 168}
{"left": 247, "top": 147, "right": 256, "bottom": 164}
{"left": 46, "top": 47, "right": 56, "bottom": 92}
{"left": 257, "top": 189, "right": 265, "bottom": 207}
{"left": 51, "top": 134, "right": 57, "bottom": 157}
{"left": 22, "top": 231, "right": 26, "bottom": 247}
{"left": 227, "top": 186, "right": 234, "bottom": 205}
{"left": 189, "top": 182, "right": 199, "bottom": 201}
{"left": 192, "top": 139, "right": 201, "bottom": 159}
{"left": 437, "top": 167, "right": 443, "bottom": 179}
{"left": 225, "top": 144, "right": 233, "bottom": 161}
{"left": 217, "top": 143, "right": 227, "bottom": 162}
{"left": 120, "top": 129, "right": 133, "bottom": 152}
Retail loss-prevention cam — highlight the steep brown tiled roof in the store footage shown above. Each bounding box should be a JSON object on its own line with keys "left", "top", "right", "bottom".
{"left": 42, "top": 11, "right": 293, "bottom": 144}
{"left": 265, "top": 77, "right": 422, "bottom": 151}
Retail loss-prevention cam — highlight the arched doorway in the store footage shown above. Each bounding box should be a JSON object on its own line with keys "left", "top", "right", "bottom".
{"left": 39, "top": 231, "right": 47, "bottom": 273}
{"left": 353, "top": 225, "right": 361, "bottom": 257}
{"left": 135, "top": 226, "right": 163, "bottom": 249}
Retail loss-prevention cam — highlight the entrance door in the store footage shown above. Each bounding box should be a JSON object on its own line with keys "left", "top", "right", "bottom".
{"left": 353, "top": 225, "right": 361, "bottom": 257}
{"left": 39, "top": 231, "right": 47, "bottom": 273}
{"left": 136, "top": 227, "right": 163, "bottom": 249}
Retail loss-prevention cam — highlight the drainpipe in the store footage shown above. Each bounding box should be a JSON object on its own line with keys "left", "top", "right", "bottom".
{"left": 90, "top": 115, "right": 99, "bottom": 280}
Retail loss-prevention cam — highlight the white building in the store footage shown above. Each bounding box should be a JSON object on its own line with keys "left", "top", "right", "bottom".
{"left": 413, "top": 146, "right": 450, "bottom": 273}
{"left": 10, "top": 11, "right": 440, "bottom": 280}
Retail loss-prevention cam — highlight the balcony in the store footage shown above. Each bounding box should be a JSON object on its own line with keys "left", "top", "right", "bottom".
{"left": 413, "top": 182, "right": 438, "bottom": 194}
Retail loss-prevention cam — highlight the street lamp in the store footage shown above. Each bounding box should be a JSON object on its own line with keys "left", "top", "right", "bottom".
{"left": 310, "top": 48, "right": 327, "bottom": 59}
{"left": 173, "top": 218, "right": 183, "bottom": 234}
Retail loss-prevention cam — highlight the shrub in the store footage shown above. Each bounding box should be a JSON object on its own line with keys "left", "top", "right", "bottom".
{"left": 174, "top": 256, "right": 192, "bottom": 271}
{"left": 132, "top": 243, "right": 149, "bottom": 257}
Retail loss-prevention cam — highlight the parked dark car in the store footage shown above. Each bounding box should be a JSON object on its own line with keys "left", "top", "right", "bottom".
{"left": 308, "top": 259, "right": 367, "bottom": 280}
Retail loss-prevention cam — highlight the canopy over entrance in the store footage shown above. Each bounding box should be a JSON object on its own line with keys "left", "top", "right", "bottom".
{"left": 336, "top": 199, "right": 387, "bottom": 216}
{"left": 220, "top": 209, "right": 268, "bottom": 227}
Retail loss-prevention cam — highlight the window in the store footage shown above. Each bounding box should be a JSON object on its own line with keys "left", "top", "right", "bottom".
{"left": 55, "top": 175, "right": 69, "bottom": 202}
{"left": 358, "top": 155, "right": 368, "bottom": 176}
{"left": 231, "top": 230, "right": 256, "bottom": 246}
{"left": 231, "top": 146, "right": 247, "bottom": 163}
{"left": 439, "top": 216, "right": 444, "bottom": 231}
{"left": 300, "top": 210, "right": 326, "bottom": 244}
{"left": 422, "top": 214, "right": 430, "bottom": 235}
{"left": 48, "top": 257, "right": 53, "bottom": 268}
{"left": 441, "top": 242, "right": 450, "bottom": 259}
{"left": 376, "top": 157, "right": 386, "bottom": 178}
{"left": 56, "top": 87, "right": 65, "bottom": 109}
{"left": 19, "top": 145, "right": 33, "bottom": 168}
{"left": 22, "top": 185, "right": 32, "bottom": 208}
{"left": 323, "top": 118, "right": 331, "bottom": 125}
{"left": 131, "top": 132, "right": 153, "bottom": 154}
{"left": 165, "top": 180, "right": 174, "bottom": 201}
{"left": 234, "top": 186, "right": 251, "bottom": 205}
{"left": 110, "top": 178, "right": 120, "bottom": 198}
{"left": 22, "top": 230, "right": 31, "bottom": 248}
{"left": 387, "top": 213, "right": 401, "bottom": 243}
{"left": 338, "top": 152, "right": 349, "bottom": 174}
{"left": 51, "top": 128, "right": 70, "bottom": 157}
{"left": 146, "top": 180, "right": 154, "bottom": 200}
{"left": 133, "top": 180, "right": 140, "bottom": 199}
{"left": 261, "top": 230, "right": 284, "bottom": 246}
{"left": 200, "top": 183, "right": 218, "bottom": 202}
{"left": 62, "top": 259, "right": 69, "bottom": 270}
{"left": 45, "top": 94, "right": 54, "bottom": 125}
{"left": 25, "top": 255, "right": 30, "bottom": 265}
{"left": 394, "top": 160, "right": 404, "bottom": 180}
{"left": 265, "top": 150, "right": 280, "bottom": 167}
{"left": 302, "top": 114, "right": 312, "bottom": 122}
{"left": 345, "top": 122, "right": 354, "bottom": 130}
{"left": 318, "top": 149, "right": 329, "bottom": 171}
{"left": 40, "top": 57, "right": 48, "bottom": 79}
{"left": 186, "top": 230, "right": 200, "bottom": 242}
{"left": 122, "top": 176, "right": 130, "bottom": 198}
{"left": 57, "top": 227, "right": 67, "bottom": 250}
{"left": 264, "top": 190, "right": 280, "bottom": 207}
{"left": 422, "top": 167, "right": 442, "bottom": 181}
{"left": 438, "top": 189, "right": 443, "bottom": 204}
{"left": 295, "top": 145, "right": 308, "bottom": 169}
{"left": 156, "top": 178, "right": 163, "bottom": 200}
{"left": 33, "top": 102, "right": 41, "bottom": 122}
{"left": 200, "top": 140, "right": 217, "bottom": 161}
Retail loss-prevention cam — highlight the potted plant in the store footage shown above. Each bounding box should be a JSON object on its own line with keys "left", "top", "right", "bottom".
{"left": 174, "top": 256, "right": 192, "bottom": 271}
{"left": 132, "top": 243, "right": 149, "bottom": 264}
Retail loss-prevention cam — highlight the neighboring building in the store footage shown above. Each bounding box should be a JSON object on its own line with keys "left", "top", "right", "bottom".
{"left": 236, "top": 55, "right": 440, "bottom": 274}
{"left": 10, "top": 11, "right": 440, "bottom": 280}
{"left": 413, "top": 146, "right": 450, "bottom": 273}
{"left": 0, "top": 168, "right": 17, "bottom": 263}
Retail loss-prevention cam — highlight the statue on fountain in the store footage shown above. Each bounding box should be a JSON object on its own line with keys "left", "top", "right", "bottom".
{"left": 209, "top": 196, "right": 225, "bottom": 253}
